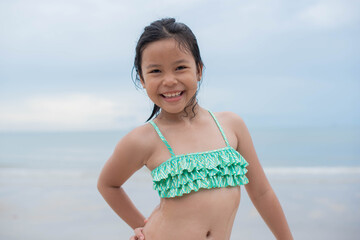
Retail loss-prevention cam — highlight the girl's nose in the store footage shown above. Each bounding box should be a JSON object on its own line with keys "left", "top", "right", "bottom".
{"left": 162, "top": 74, "right": 177, "bottom": 86}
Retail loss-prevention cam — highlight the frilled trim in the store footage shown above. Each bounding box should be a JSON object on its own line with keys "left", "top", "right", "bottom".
{"left": 151, "top": 146, "right": 249, "bottom": 198}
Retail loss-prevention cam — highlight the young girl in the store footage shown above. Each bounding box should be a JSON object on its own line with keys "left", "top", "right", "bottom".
{"left": 97, "top": 18, "right": 293, "bottom": 240}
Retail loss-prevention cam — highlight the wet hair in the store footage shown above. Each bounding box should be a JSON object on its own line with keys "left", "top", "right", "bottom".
{"left": 132, "top": 18, "right": 204, "bottom": 121}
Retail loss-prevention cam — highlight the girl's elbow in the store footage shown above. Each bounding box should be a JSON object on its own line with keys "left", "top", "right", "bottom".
{"left": 97, "top": 177, "right": 109, "bottom": 193}
{"left": 97, "top": 178, "right": 104, "bottom": 193}
{"left": 97, "top": 178, "right": 121, "bottom": 193}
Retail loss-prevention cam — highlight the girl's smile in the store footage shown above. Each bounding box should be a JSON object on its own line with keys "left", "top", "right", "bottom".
{"left": 161, "top": 91, "right": 184, "bottom": 102}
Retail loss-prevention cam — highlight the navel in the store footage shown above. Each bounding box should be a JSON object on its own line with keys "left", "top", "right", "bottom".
{"left": 206, "top": 230, "right": 211, "bottom": 238}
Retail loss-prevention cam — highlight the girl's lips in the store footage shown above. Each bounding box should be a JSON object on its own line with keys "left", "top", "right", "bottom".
{"left": 161, "top": 91, "right": 183, "bottom": 98}
{"left": 161, "top": 91, "right": 184, "bottom": 102}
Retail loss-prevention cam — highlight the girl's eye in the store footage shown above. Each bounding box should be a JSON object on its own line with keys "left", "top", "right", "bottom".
{"left": 150, "top": 69, "right": 161, "bottom": 73}
{"left": 176, "top": 66, "right": 187, "bottom": 70}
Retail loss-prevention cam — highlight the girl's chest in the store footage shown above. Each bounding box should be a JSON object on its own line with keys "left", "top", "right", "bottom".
{"left": 146, "top": 127, "right": 238, "bottom": 172}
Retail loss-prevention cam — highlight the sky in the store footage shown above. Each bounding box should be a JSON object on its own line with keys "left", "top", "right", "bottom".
{"left": 0, "top": 0, "right": 359, "bottom": 131}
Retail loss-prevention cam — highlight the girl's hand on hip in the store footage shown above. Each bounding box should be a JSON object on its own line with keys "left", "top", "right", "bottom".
{"left": 129, "top": 218, "right": 148, "bottom": 240}
{"left": 129, "top": 227, "right": 144, "bottom": 240}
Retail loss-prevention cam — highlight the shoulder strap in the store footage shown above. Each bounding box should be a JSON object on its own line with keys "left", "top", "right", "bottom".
{"left": 149, "top": 120, "right": 176, "bottom": 157}
{"left": 208, "top": 110, "right": 231, "bottom": 147}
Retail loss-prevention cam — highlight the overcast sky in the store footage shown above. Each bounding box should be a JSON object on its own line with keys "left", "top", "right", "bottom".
{"left": 0, "top": 0, "right": 359, "bottom": 131}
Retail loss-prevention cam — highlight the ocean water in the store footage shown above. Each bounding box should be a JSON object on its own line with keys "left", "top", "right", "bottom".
{"left": 0, "top": 126, "right": 359, "bottom": 170}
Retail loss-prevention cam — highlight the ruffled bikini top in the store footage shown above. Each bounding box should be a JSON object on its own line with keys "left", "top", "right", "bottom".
{"left": 149, "top": 110, "right": 249, "bottom": 198}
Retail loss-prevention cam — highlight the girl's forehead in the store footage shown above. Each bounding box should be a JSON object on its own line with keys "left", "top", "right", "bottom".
{"left": 142, "top": 38, "right": 193, "bottom": 62}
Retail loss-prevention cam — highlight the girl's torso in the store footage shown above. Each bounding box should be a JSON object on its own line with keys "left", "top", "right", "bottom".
{"left": 142, "top": 109, "right": 246, "bottom": 240}
{"left": 142, "top": 186, "right": 241, "bottom": 240}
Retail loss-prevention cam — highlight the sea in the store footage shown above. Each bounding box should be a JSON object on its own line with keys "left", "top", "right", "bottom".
{"left": 0, "top": 126, "right": 359, "bottom": 240}
{"left": 0, "top": 125, "right": 359, "bottom": 169}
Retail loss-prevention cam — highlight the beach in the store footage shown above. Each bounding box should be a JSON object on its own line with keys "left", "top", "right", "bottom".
{"left": 1, "top": 167, "right": 359, "bottom": 240}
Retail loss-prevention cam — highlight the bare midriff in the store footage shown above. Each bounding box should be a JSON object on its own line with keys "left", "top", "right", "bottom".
{"left": 142, "top": 186, "right": 241, "bottom": 240}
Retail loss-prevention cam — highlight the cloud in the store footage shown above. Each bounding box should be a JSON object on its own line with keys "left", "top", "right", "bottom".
{"left": 297, "top": 1, "right": 358, "bottom": 29}
{"left": 0, "top": 0, "right": 358, "bottom": 130}
{"left": 0, "top": 0, "right": 138, "bottom": 63}
{"left": 0, "top": 92, "right": 150, "bottom": 131}
{"left": 201, "top": 76, "right": 321, "bottom": 115}
{"left": 0, "top": 0, "right": 205, "bottom": 62}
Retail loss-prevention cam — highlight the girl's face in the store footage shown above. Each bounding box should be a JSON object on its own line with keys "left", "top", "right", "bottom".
{"left": 140, "top": 38, "right": 202, "bottom": 115}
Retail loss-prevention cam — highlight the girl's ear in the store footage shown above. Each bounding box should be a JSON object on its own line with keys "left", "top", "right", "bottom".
{"left": 197, "top": 64, "right": 203, "bottom": 81}
{"left": 140, "top": 77, "right": 146, "bottom": 89}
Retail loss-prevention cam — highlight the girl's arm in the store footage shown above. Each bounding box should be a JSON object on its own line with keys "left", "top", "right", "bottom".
{"left": 232, "top": 114, "right": 293, "bottom": 240}
{"left": 97, "top": 126, "right": 151, "bottom": 230}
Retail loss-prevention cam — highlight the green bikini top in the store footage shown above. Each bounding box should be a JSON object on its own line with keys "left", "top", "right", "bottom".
{"left": 149, "top": 110, "right": 249, "bottom": 198}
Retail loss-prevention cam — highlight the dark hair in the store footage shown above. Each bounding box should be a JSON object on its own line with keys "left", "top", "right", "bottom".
{"left": 132, "top": 18, "right": 204, "bottom": 121}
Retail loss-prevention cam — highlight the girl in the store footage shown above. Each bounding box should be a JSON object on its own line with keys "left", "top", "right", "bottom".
{"left": 97, "top": 18, "right": 293, "bottom": 240}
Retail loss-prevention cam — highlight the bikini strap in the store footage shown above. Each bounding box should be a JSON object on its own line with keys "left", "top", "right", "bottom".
{"left": 149, "top": 120, "right": 176, "bottom": 157}
{"left": 208, "top": 110, "right": 231, "bottom": 147}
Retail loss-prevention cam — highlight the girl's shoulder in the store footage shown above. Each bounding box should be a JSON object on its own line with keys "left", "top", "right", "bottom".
{"left": 125, "top": 122, "right": 157, "bottom": 141}
{"left": 114, "top": 122, "right": 157, "bottom": 165}
{"left": 212, "top": 111, "right": 246, "bottom": 127}
{"left": 211, "top": 111, "right": 248, "bottom": 139}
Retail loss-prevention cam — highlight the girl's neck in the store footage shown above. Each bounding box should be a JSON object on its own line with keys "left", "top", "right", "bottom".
{"left": 156, "top": 104, "right": 203, "bottom": 124}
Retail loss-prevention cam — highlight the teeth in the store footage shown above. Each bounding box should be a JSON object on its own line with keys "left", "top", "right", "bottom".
{"left": 163, "top": 91, "right": 181, "bottom": 98}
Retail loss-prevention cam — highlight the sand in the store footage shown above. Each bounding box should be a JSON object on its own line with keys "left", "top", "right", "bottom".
{"left": 0, "top": 167, "right": 359, "bottom": 240}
